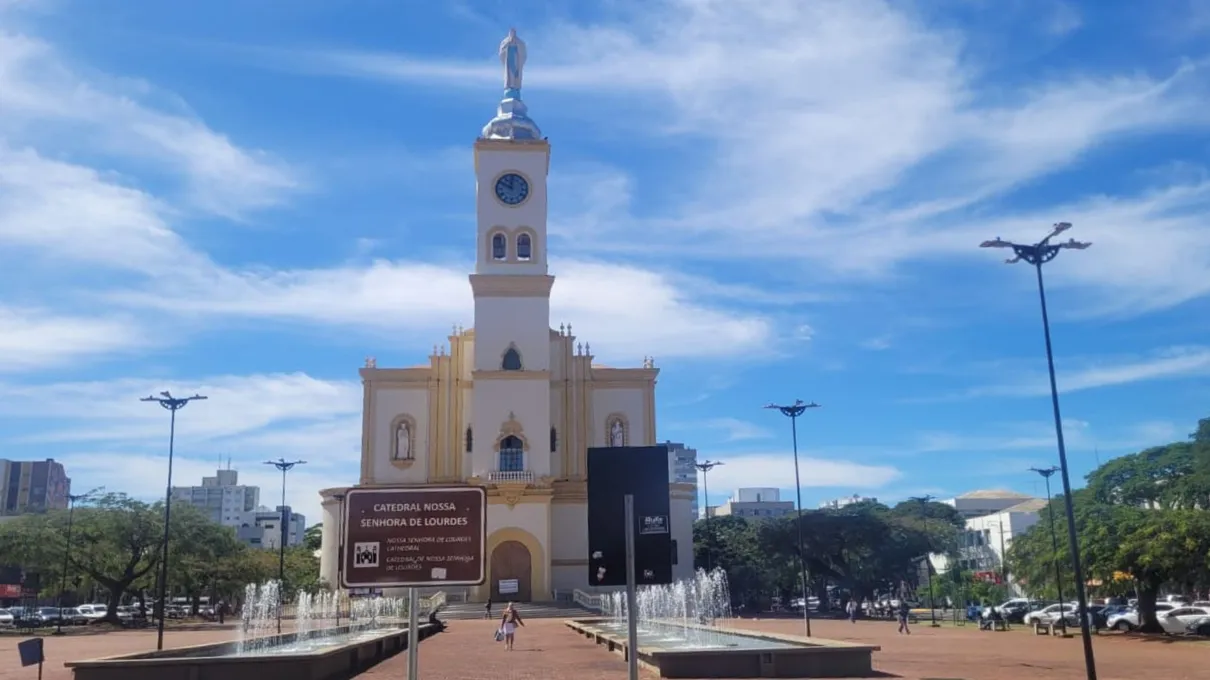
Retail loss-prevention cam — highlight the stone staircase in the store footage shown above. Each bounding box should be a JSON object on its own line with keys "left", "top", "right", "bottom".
{"left": 437, "top": 600, "right": 597, "bottom": 620}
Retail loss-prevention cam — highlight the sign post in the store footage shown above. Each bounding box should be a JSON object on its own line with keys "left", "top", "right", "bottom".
{"left": 624, "top": 494, "right": 639, "bottom": 680}
{"left": 340, "top": 486, "right": 487, "bottom": 680}
{"left": 407, "top": 588, "right": 420, "bottom": 680}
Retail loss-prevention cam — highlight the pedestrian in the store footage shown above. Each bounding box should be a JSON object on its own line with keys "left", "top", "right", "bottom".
{"left": 499, "top": 602, "right": 525, "bottom": 651}
{"left": 847, "top": 598, "right": 858, "bottom": 623}
{"left": 484, "top": 597, "right": 493, "bottom": 619}
{"left": 217, "top": 599, "right": 226, "bottom": 625}
{"left": 897, "top": 600, "right": 911, "bottom": 635}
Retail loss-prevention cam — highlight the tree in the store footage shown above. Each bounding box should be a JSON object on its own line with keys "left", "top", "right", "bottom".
{"left": 0, "top": 494, "right": 164, "bottom": 623}
{"left": 303, "top": 523, "right": 323, "bottom": 552}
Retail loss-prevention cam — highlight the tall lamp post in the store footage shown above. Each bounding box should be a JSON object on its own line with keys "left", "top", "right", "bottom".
{"left": 141, "top": 391, "right": 208, "bottom": 651}
{"left": 1030, "top": 466, "right": 1067, "bottom": 633}
{"left": 264, "top": 458, "right": 307, "bottom": 634}
{"left": 693, "top": 460, "right": 724, "bottom": 572}
{"left": 765, "top": 399, "right": 821, "bottom": 638}
{"left": 981, "top": 222, "right": 1097, "bottom": 680}
{"left": 908, "top": 495, "right": 940, "bottom": 627}
{"left": 54, "top": 487, "right": 103, "bottom": 635}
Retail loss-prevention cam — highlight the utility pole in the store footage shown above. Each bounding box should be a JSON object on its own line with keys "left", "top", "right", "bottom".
{"left": 264, "top": 458, "right": 306, "bottom": 635}
{"left": 909, "top": 495, "right": 941, "bottom": 627}
{"left": 1030, "top": 465, "right": 1067, "bottom": 634}
{"left": 693, "top": 460, "right": 724, "bottom": 572}
{"left": 982, "top": 223, "right": 1096, "bottom": 680}
{"left": 141, "top": 391, "right": 208, "bottom": 651}
{"left": 54, "top": 487, "right": 103, "bottom": 635}
{"left": 765, "top": 399, "right": 821, "bottom": 637}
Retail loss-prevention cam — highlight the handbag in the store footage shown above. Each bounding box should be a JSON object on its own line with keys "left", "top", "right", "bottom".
{"left": 494, "top": 628, "right": 504, "bottom": 642}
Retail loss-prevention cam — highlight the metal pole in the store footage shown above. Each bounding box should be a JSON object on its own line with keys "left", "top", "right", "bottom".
{"left": 141, "top": 391, "right": 206, "bottom": 651}
{"left": 702, "top": 468, "right": 711, "bottom": 571}
{"left": 335, "top": 493, "right": 345, "bottom": 628}
{"left": 789, "top": 414, "right": 812, "bottom": 637}
{"left": 262, "top": 458, "right": 306, "bottom": 635}
{"left": 1035, "top": 262, "right": 1097, "bottom": 676}
{"left": 1045, "top": 476, "right": 1066, "bottom": 632}
{"left": 624, "top": 494, "right": 639, "bottom": 680}
{"left": 911, "top": 495, "right": 939, "bottom": 627}
{"left": 407, "top": 587, "right": 420, "bottom": 680}
{"left": 981, "top": 223, "right": 1095, "bottom": 680}
{"left": 54, "top": 497, "right": 77, "bottom": 636}
{"left": 157, "top": 406, "right": 177, "bottom": 650}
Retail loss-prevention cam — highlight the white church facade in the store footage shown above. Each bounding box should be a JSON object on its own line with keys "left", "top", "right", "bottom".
{"left": 317, "top": 30, "right": 695, "bottom": 602}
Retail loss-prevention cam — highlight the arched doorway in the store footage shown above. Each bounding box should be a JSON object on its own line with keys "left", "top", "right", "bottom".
{"left": 490, "top": 540, "right": 533, "bottom": 602}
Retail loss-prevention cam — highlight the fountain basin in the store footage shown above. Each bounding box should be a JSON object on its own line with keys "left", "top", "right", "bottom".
{"left": 64, "top": 623, "right": 440, "bottom": 680}
{"left": 567, "top": 618, "right": 880, "bottom": 678}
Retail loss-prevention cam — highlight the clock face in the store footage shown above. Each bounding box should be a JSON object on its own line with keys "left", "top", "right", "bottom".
{"left": 494, "top": 173, "right": 530, "bottom": 206}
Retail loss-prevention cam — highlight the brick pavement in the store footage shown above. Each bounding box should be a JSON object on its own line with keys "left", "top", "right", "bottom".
{"left": 3, "top": 615, "right": 1205, "bottom": 680}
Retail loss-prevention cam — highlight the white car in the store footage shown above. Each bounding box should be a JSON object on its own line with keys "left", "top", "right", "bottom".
{"left": 0, "top": 608, "right": 12, "bottom": 626}
{"left": 1023, "top": 603, "right": 1076, "bottom": 626}
{"left": 1107, "top": 602, "right": 1175, "bottom": 631}
{"left": 1157, "top": 606, "right": 1210, "bottom": 635}
{"left": 76, "top": 604, "right": 108, "bottom": 623}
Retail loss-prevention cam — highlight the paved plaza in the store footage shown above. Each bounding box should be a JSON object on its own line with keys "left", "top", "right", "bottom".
{"left": 1, "top": 616, "right": 1206, "bottom": 680}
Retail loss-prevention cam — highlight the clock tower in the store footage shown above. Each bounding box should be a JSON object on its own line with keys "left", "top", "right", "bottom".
{"left": 468, "top": 29, "right": 555, "bottom": 480}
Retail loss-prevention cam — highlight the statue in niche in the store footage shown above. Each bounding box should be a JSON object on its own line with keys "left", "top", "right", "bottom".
{"left": 395, "top": 421, "right": 412, "bottom": 460}
{"left": 610, "top": 420, "right": 625, "bottom": 447}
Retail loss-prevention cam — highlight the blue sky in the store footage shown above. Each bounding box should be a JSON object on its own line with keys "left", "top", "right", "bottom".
{"left": 1, "top": 0, "right": 1209, "bottom": 525}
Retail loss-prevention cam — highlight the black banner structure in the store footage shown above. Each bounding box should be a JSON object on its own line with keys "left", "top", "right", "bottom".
{"left": 587, "top": 445, "right": 673, "bottom": 587}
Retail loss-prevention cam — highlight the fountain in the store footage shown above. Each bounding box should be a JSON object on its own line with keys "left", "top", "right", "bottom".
{"left": 64, "top": 581, "right": 443, "bottom": 680}
{"left": 568, "top": 569, "right": 881, "bottom": 678}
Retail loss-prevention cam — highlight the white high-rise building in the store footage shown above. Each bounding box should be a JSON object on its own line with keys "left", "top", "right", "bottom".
{"left": 171, "top": 468, "right": 259, "bottom": 528}
{"left": 665, "top": 442, "right": 699, "bottom": 523}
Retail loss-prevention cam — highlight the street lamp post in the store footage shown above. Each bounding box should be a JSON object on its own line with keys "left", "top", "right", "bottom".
{"left": 908, "top": 495, "right": 940, "bottom": 628}
{"left": 693, "top": 460, "right": 724, "bottom": 572}
{"left": 1030, "top": 466, "right": 1067, "bottom": 633}
{"left": 54, "top": 487, "right": 103, "bottom": 635}
{"left": 264, "top": 458, "right": 307, "bottom": 634}
{"left": 333, "top": 491, "right": 346, "bottom": 627}
{"left": 981, "top": 223, "right": 1097, "bottom": 680}
{"left": 141, "top": 391, "right": 208, "bottom": 651}
{"left": 765, "top": 399, "right": 821, "bottom": 638}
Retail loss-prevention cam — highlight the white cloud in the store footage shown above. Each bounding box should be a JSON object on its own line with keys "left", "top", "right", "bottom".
{"left": 282, "top": 0, "right": 1210, "bottom": 314}
{"left": 0, "top": 373, "right": 361, "bottom": 443}
{"left": 0, "top": 32, "right": 297, "bottom": 216}
{"left": 704, "top": 452, "right": 901, "bottom": 493}
{"left": 972, "top": 345, "right": 1210, "bottom": 397}
{"left": 670, "top": 418, "right": 774, "bottom": 443}
{"left": 101, "top": 258, "right": 774, "bottom": 361}
{"left": 0, "top": 306, "right": 151, "bottom": 372}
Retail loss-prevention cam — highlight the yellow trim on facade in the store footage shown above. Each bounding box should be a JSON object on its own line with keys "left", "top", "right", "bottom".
{"left": 471, "top": 369, "right": 551, "bottom": 381}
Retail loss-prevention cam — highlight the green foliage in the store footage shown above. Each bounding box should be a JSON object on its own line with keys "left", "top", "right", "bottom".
{"left": 303, "top": 523, "right": 323, "bottom": 552}
{"left": 693, "top": 499, "right": 958, "bottom": 610}
{"left": 0, "top": 494, "right": 323, "bottom": 620}
{"left": 1009, "top": 414, "right": 1210, "bottom": 633}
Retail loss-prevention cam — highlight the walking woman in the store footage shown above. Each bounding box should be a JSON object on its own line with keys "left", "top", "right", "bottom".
{"left": 499, "top": 602, "right": 525, "bottom": 651}
{"left": 896, "top": 600, "right": 912, "bottom": 635}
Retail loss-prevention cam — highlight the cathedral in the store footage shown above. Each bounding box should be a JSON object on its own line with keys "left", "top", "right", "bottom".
{"left": 317, "top": 30, "right": 695, "bottom": 602}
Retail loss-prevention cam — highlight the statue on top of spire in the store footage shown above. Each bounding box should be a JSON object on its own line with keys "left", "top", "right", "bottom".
{"left": 500, "top": 28, "right": 526, "bottom": 94}
{"left": 481, "top": 28, "right": 542, "bottom": 141}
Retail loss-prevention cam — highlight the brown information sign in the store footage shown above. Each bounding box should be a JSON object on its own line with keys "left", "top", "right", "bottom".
{"left": 340, "top": 486, "right": 486, "bottom": 588}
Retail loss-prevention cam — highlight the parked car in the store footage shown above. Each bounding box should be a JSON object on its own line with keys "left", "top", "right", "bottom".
{"left": 1024, "top": 603, "right": 1076, "bottom": 626}
{"left": 0, "top": 608, "right": 12, "bottom": 627}
{"left": 35, "top": 607, "right": 62, "bottom": 626}
{"left": 1107, "top": 602, "right": 1176, "bottom": 631}
{"left": 1157, "top": 606, "right": 1210, "bottom": 635}
{"left": 1186, "top": 615, "right": 1210, "bottom": 636}
{"left": 61, "top": 607, "right": 90, "bottom": 626}
{"left": 76, "top": 604, "right": 108, "bottom": 623}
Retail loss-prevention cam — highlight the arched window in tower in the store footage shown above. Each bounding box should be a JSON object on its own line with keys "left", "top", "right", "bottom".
{"left": 502, "top": 346, "right": 522, "bottom": 371}
{"left": 498, "top": 435, "right": 524, "bottom": 472}
{"left": 550, "top": 426, "right": 557, "bottom": 453}
{"left": 465, "top": 427, "right": 473, "bottom": 454}
{"left": 517, "top": 233, "right": 532, "bottom": 261}
{"left": 491, "top": 232, "right": 507, "bottom": 260}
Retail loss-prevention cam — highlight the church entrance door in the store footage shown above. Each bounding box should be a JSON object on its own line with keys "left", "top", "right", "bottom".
{"left": 490, "top": 540, "right": 533, "bottom": 602}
